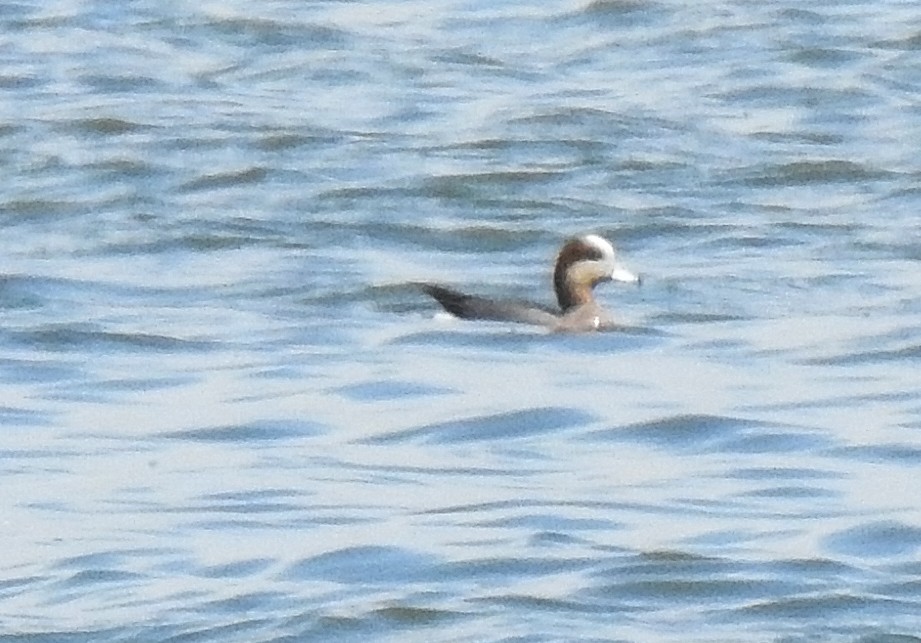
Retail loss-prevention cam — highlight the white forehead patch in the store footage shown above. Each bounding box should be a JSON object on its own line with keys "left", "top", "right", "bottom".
{"left": 583, "top": 234, "right": 615, "bottom": 260}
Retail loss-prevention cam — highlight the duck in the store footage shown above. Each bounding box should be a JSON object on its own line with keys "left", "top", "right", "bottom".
{"left": 421, "top": 234, "right": 639, "bottom": 332}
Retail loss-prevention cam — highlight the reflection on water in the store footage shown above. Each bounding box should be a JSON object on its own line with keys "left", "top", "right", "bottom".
{"left": 2, "top": 1, "right": 921, "bottom": 641}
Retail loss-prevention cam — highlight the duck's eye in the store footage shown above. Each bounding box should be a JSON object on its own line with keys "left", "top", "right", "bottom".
{"left": 584, "top": 247, "right": 604, "bottom": 262}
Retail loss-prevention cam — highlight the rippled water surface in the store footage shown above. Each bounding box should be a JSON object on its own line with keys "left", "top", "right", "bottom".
{"left": 2, "top": 1, "right": 921, "bottom": 641}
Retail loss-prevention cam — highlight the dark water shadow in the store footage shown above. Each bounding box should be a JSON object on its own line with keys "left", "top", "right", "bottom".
{"left": 581, "top": 413, "right": 834, "bottom": 454}
{"left": 363, "top": 407, "right": 597, "bottom": 445}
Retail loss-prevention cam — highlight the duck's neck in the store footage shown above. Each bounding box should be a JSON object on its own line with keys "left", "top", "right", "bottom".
{"left": 555, "top": 278, "right": 594, "bottom": 311}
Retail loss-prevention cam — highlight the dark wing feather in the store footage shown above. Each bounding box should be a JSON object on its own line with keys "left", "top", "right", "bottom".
{"left": 420, "top": 283, "right": 559, "bottom": 326}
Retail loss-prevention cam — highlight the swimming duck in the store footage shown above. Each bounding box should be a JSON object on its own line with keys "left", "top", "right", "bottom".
{"left": 421, "top": 234, "right": 639, "bottom": 332}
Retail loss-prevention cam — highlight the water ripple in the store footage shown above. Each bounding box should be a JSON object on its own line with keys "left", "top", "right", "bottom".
{"left": 364, "top": 407, "right": 596, "bottom": 444}
{"left": 824, "top": 521, "right": 921, "bottom": 559}
{"left": 161, "top": 420, "right": 324, "bottom": 443}
{"left": 283, "top": 546, "right": 440, "bottom": 584}
{"left": 583, "top": 414, "right": 833, "bottom": 454}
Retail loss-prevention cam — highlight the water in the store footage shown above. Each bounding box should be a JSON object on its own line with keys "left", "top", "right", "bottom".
{"left": 2, "top": 1, "right": 921, "bottom": 641}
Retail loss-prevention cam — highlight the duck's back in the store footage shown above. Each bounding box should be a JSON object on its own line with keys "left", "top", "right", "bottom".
{"left": 421, "top": 284, "right": 559, "bottom": 326}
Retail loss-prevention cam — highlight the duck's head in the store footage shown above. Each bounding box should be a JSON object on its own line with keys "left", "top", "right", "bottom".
{"left": 553, "top": 234, "right": 639, "bottom": 311}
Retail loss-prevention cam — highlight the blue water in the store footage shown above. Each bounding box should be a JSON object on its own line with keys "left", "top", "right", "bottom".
{"left": 2, "top": 1, "right": 921, "bottom": 641}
